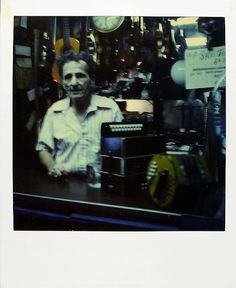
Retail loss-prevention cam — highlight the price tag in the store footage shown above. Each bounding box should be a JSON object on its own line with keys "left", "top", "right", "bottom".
{"left": 185, "top": 46, "right": 226, "bottom": 89}
{"left": 16, "top": 58, "right": 32, "bottom": 68}
{"left": 15, "top": 45, "right": 31, "bottom": 56}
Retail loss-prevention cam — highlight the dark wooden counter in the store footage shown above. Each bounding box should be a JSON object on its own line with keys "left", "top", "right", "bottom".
{"left": 13, "top": 167, "right": 224, "bottom": 231}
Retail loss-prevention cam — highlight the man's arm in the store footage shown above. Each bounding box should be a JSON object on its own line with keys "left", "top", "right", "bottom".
{"left": 39, "top": 150, "right": 56, "bottom": 172}
{"left": 39, "top": 150, "right": 66, "bottom": 177}
{"left": 113, "top": 101, "right": 124, "bottom": 122}
{"left": 36, "top": 111, "right": 66, "bottom": 177}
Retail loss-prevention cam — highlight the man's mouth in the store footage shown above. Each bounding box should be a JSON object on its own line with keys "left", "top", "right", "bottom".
{"left": 69, "top": 88, "right": 83, "bottom": 94}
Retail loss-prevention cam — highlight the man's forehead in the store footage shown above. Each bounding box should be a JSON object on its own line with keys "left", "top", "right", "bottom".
{"left": 63, "top": 60, "right": 89, "bottom": 74}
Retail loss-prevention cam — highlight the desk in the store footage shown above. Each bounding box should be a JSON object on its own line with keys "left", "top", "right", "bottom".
{"left": 13, "top": 167, "right": 224, "bottom": 231}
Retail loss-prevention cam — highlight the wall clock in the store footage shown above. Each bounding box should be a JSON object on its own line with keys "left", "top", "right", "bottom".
{"left": 91, "top": 16, "right": 125, "bottom": 33}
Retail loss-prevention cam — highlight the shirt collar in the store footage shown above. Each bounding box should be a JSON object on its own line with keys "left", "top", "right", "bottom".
{"left": 51, "top": 95, "right": 113, "bottom": 112}
{"left": 89, "top": 95, "right": 113, "bottom": 110}
{"left": 50, "top": 97, "right": 70, "bottom": 112}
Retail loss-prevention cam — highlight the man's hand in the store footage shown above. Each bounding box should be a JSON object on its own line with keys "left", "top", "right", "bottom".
{"left": 48, "top": 164, "right": 68, "bottom": 178}
{"left": 38, "top": 150, "right": 68, "bottom": 178}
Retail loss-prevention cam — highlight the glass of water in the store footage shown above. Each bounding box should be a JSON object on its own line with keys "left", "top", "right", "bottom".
{"left": 87, "top": 151, "right": 101, "bottom": 189}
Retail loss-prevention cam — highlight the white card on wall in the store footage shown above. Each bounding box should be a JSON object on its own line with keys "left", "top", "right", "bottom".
{"left": 185, "top": 46, "right": 226, "bottom": 89}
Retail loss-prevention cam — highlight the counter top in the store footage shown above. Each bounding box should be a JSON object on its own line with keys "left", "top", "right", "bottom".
{"left": 13, "top": 167, "right": 224, "bottom": 231}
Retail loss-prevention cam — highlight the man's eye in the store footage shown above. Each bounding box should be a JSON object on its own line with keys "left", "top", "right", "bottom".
{"left": 64, "top": 74, "right": 72, "bottom": 80}
{"left": 76, "top": 73, "right": 86, "bottom": 78}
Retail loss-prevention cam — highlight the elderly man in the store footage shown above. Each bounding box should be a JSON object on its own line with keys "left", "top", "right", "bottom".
{"left": 36, "top": 50, "right": 123, "bottom": 177}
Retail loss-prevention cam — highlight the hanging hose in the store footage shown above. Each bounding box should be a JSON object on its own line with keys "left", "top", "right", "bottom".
{"left": 210, "top": 74, "right": 226, "bottom": 155}
{"left": 33, "top": 29, "right": 41, "bottom": 134}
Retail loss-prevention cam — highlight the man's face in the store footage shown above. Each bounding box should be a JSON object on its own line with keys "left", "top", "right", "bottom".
{"left": 62, "top": 60, "right": 91, "bottom": 101}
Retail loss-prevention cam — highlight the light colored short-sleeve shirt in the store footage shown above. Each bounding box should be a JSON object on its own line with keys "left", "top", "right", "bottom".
{"left": 36, "top": 95, "right": 123, "bottom": 173}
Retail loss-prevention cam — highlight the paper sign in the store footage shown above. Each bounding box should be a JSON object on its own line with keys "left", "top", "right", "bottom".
{"left": 16, "top": 57, "right": 32, "bottom": 68}
{"left": 15, "top": 44, "right": 31, "bottom": 56}
{"left": 27, "top": 87, "right": 43, "bottom": 101}
{"left": 185, "top": 46, "right": 226, "bottom": 89}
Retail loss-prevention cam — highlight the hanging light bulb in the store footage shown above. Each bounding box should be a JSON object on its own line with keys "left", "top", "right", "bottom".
{"left": 170, "top": 60, "right": 186, "bottom": 87}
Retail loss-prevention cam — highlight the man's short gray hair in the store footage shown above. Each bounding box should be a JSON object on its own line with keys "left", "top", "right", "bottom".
{"left": 56, "top": 50, "right": 96, "bottom": 78}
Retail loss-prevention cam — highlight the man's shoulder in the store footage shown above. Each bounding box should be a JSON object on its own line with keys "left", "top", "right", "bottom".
{"left": 48, "top": 97, "right": 70, "bottom": 112}
{"left": 92, "top": 94, "right": 118, "bottom": 109}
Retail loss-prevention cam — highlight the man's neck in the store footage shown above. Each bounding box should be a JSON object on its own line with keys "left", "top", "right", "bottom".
{"left": 70, "top": 95, "right": 91, "bottom": 116}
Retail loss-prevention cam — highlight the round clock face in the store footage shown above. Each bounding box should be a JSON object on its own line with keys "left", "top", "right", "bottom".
{"left": 92, "top": 16, "right": 125, "bottom": 33}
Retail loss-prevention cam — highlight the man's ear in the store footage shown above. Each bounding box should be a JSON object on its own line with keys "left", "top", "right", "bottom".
{"left": 90, "top": 78, "right": 95, "bottom": 88}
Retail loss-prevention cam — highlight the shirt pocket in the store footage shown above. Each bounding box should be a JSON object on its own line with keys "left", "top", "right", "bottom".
{"left": 54, "top": 130, "right": 78, "bottom": 151}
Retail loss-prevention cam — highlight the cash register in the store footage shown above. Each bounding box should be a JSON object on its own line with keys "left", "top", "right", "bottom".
{"left": 100, "top": 122, "right": 165, "bottom": 195}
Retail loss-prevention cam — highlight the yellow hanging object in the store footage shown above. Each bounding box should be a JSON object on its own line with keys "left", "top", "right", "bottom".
{"left": 147, "top": 153, "right": 212, "bottom": 209}
{"left": 51, "top": 37, "right": 80, "bottom": 84}
{"left": 147, "top": 154, "right": 177, "bottom": 208}
{"left": 54, "top": 37, "right": 80, "bottom": 57}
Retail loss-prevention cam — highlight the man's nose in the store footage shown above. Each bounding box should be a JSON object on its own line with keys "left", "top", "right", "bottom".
{"left": 71, "top": 75, "right": 79, "bottom": 85}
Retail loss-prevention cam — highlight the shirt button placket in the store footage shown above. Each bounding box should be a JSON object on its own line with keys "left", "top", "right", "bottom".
{"left": 79, "top": 123, "right": 88, "bottom": 172}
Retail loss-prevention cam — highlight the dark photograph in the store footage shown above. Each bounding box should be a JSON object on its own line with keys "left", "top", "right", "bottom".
{"left": 13, "top": 16, "right": 226, "bottom": 231}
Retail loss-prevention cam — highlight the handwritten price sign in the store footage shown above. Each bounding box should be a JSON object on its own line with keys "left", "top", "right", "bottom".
{"left": 185, "top": 46, "right": 226, "bottom": 89}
